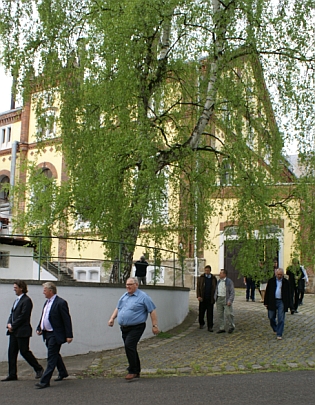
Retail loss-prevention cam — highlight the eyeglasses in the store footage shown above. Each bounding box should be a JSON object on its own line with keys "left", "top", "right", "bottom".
{"left": 126, "top": 283, "right": 135, "bottom": 286}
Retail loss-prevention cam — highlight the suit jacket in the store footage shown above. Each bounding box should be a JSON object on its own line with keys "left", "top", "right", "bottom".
{"left": 196, "top": 274, "right": 217, "bottom": 304}
{"left": 6, "top": 294, "right": 33, "bottom": 337}
{"left": 37, "top": 295, "right": 73, "bottom": 345}
{"left": 264, "top": 276, "right": 291, "bottom": 312}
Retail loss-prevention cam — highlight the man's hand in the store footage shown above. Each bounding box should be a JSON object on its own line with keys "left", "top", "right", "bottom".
{"left": 7, "top": 323, "right": 12, "bottom": 332}
{"left": 197, "top": 297, "right": 203, "bottom": 302}
{"left": 108, "top": 319, "right": 115, "bottom": 327}
{"left": 66, "top": 338, "right": 73, "bottom": 344}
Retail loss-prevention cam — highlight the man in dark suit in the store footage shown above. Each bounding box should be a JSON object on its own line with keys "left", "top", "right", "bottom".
{"left": 36, "top": 282, "right": 73, "bottom": 389}
{"left": 196, "top": 265, "right": 217, "bottom": 331}
{"left": 264, "top": 268, "right": 291, "bottom": 340}
{"left": 2, "top": 280, "right": 44, "bottom": 382}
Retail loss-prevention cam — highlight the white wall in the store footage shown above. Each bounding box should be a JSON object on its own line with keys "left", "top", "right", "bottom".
{"left": 32, "top": 262, "right": 58, "bottom": 281}
{"left": 0, "top": 281, "right": 189, "bottom": 362}
{"left": 0, "top": 245, "right": 34, "bottom": 279}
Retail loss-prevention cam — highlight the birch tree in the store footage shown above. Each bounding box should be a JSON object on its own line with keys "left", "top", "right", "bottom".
{"left": 1, "top": 0, "right": 315, "bottom": 279}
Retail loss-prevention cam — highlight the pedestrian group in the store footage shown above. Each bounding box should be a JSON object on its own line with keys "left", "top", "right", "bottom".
{"left": 1, "top": 256, "right": 308, "bottom": 385}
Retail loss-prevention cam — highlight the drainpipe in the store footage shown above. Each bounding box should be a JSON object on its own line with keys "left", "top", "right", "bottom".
{"left": 10, "top": 141, "right": 19, "bottom": 211}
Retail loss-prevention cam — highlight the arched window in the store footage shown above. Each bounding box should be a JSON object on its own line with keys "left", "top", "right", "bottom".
{"left": 41, "top": 167, "right": 53, "bottom": 179}
{"left": 0, "top": 175, "right": 10, "bottom": 201}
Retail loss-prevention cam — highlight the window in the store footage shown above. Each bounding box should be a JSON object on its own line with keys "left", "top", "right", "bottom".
{"left": 220, "top": 159, "right": 233, "bottom": 186}
{"left": 41, "top": 168, "right": 53, "bottom": 179}
{"left": 0, "top": 176, "right": 10, "bottom": 201}
{"left": 0, "top": 126, "right": 11, "bottom": 149}
{"left": 0, "top": 251, "right": 9, "bottom": 268}
{"left": 74, "top": 267, "right": 100, "bottom": 282}
{"left": 37, "top": 108, "right": 58, "bottom": 139}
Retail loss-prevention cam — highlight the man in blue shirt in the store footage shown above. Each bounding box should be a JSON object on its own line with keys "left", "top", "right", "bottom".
{"left": 108, "top": 277, "right": 159, "bottom": 380}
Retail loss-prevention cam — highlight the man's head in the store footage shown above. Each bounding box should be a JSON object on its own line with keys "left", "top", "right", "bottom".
{"left": 273, "top": 258, "right": 278, "bottom": 269}
{"left": 276, "top": 268, "right": 284, "bottom": 281}
{"left": 219, "top": 269, "right": 227, "bottom": 279}
{"left": 292, "top": 258, "right": 299, "bottom": 267}
{"left": 13, "top": 280, "right": 28, "bottom": 296}
{"left": 42, "top": 282, "right": 57, "bottom": 299}
{"left": 126, "top": 277, "right": 139, "bottom": 295}
{"left": 204, "top": 265, "right": 211, "bottom": 275}
{"left": 140, "top": 255, "right": 146, "bottom": 262}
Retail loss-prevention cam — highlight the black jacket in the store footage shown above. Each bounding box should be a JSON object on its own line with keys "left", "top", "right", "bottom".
{"left": 7, "top": 294, "right": 33, "bottom": 337}
{"left": 264, "top": 277, "right": 291, "bottom": 312}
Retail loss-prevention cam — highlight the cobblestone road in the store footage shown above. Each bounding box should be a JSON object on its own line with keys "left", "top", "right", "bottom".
{"left": 85, "top": 289, "right": 315, "bottom": 377}
{"left": 1, "top": 289, "right": 314, "bottom": 379}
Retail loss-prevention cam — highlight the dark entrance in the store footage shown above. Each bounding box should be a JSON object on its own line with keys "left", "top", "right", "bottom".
{"left": 224, "top": 241, "right": 243, "bottom": 288}
{"left": 224, "top": 239, "right": 279, "bottom": 288}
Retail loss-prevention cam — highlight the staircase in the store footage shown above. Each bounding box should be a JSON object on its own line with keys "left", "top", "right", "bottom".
{"left": 34, "top": 259, "right": 75, "bottom": 282}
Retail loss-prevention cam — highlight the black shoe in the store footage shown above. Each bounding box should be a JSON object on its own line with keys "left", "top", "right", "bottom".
{"left": 35, "top": 367, "right": 44, "bottom": 379}
{"left": 1, "top": 376, "right": 18, "bottom": 382}
{"left": 246, "top": 299, "right": 249, "bottom": 302}
{"left": 291, "top": 310, "right": 295, "bottom": 315}
{"left": 295, "top": 310, "right": 299, "bottom": 313}
{"left": 228, "top": 328, "right": 235, "bottom": 333}
{"left": 208, "top": 327, "right": 213, "bottom": 332}
{"left": 35, "top": 382, "right": 50, "bottom": 389}
{"left": 54, "top": 374, "right": 69, "bottom": 382}
{"left": 217, "top": 329, "right": 225, "bottom": 333}
{"left": 199, "top": 325, "right": 205, "bottom": 329}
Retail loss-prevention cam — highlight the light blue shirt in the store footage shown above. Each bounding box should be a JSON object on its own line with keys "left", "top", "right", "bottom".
{"left": 275, "top": 278, "right": 282, "bottom": 299}
{"left": 117, "top": 289, "right": 156, "bottom": 326}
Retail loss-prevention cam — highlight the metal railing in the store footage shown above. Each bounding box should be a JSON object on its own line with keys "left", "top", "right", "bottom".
{"left": 1, "top": 234, "right": 188, "bottom": 287}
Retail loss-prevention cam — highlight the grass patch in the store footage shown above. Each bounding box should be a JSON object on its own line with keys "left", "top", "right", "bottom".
{"left": 157, "top": 331, "right": 173, "bottom": 339}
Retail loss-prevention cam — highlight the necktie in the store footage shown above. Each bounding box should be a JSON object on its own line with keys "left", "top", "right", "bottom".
{"left": 13, "top": 298, "right": 19, "bottom": 309}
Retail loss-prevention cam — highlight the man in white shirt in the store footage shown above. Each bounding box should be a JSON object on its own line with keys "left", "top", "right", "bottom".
{"left": 214, "top": 269, "right": 235, "bottom": 333}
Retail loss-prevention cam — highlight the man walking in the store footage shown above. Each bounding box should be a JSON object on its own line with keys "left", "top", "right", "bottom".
{"left": 36, "top": 282, "right": 73, "bottom": 389}
{"left": 215, "top": 269, "right": 235, "bottom": 333}
{"left": 196, "top": 265, "right": 217, "bottom": 331}
{"left": 2, "top": 280, "right": 44, "bottom": 382}
{"left": 264, "top": 268, "right": 291, "bottom": 340}
{"left": 108, "top": 277, "right": 159, "bottom": 381}
{"left": 134, "top": 255, "right": 149, "bottom": 285}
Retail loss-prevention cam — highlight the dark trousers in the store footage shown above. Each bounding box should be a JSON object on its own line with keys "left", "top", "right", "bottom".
{"left": 8, "top": 334, "right": 42, "bottom": 378}
{"left": 40, "top": 331, "right": 68, "bottom": 384}
{"left": 121, "top": 323, "right": 146, "bottom": 374}
{"left": 290, "top": 285, "right": 299, "bottom": 311}
{"left": 246, "top": 279, "right": 256, "bottom": 301}
{"left": 198, "top": 298, "right": 214, "bottom": 328}
{"left": 299, "top": 279, "right": 305, "bottom": 304}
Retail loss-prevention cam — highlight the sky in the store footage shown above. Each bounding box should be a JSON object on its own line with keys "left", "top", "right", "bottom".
{"left": 0, "top": 66, "right": 13, "bottom": 112}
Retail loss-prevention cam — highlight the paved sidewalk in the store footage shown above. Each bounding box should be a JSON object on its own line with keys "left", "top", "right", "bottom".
{"left": 1, "top": 289, "right": 315, "bottom": 380}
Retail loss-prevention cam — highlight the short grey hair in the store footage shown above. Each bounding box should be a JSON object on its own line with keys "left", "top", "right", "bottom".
{"left": 42, "top": 282, "right": 57, "bottom": 294}
{"left": 127, "top": 277, "right": 139, "bottom": 285}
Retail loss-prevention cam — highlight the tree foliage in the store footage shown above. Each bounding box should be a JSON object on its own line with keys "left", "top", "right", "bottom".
{"left": 1, "top": 0, "right": 315, "bottom": 278}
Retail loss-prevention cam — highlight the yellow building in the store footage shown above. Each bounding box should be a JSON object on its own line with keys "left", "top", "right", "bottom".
{"left": 0, "top": 64, "right": 311, "bottom": 290}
